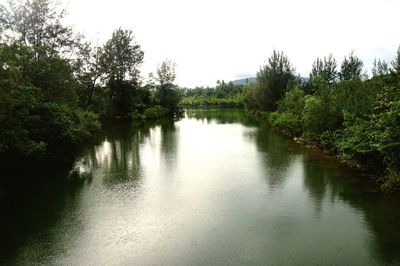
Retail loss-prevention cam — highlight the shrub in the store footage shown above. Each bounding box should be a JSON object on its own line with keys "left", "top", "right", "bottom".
{"left": 142, "top": 105, "right": 168, "bottom": 119}
{"left": 269, "top": 111, "right": 302, "bottom": 136}
{"left": 381, "top": 172, "right": 400, "bottom": 193}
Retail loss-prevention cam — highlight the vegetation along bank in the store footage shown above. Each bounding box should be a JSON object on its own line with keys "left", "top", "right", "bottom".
{"left": 0, "top": 0, "right": 182, "bottom": 167}
{"left": 240, "top": 49, "right": 400, "bottom": 193}
{"left": 1, "top": 0, "right": 399, "bottom": 193}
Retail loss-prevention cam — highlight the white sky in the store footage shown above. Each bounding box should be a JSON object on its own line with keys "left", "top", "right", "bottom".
{"left": 2, "top": 0, "right": 400, "bottom": 87}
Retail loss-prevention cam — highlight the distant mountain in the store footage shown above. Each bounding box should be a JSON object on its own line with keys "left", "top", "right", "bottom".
{"left": 299, "top": 76, "right": 309, "bottom": 83}
{"left": 231, "top": 77, "right": 257, "bottom": 85}
{"left": 231, "top": 76, "right": 309, "bottom": 85}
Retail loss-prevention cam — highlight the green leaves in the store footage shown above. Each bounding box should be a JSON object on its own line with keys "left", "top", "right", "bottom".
{"left": 99, "top": 28, "right": 144, "bottom": 83}
{"left": 339, "top": 52, "right": 363, "bottom": 81}
{"left": 95, "top": 28, "right": 144, "bottom": 120}
{"left": 0, "top": 0, "right": 80, "bottom": 54}
{"left": 255, "top": 50, "right": 296, "bottom": 111}
{"left": 156, "top": 60, "right": 176, "bottom": 86}
{"left": 310, "top": 54, "right": 338, "bottom": 87}
{"left": 0, "top": 40, "right": 100, "bottom": 163}
{"left": 269, "top": 67, "right": 400, "bottom": 191}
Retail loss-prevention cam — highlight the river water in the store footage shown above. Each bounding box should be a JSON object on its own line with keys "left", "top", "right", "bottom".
{"left": 1, "top": 109, "right": 400, "bottom": 265}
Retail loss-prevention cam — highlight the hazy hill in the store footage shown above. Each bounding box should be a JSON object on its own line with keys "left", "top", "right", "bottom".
{"left": 231, "top": 76, "right": 309, "bottom": 85}
{"left": 231, "top": 77, "right": 257, "bottom": 85}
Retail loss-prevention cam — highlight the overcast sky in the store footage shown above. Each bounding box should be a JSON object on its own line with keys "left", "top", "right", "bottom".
{"left": 2, "top": 0, "right": 400, "bottom": 87}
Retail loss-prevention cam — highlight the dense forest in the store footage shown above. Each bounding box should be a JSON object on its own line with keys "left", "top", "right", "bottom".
{"left": 244, "top": 50, "right": 400, "bottom": 192}
{"left": 0, "top": 0, "right": 181, "bottom": 166}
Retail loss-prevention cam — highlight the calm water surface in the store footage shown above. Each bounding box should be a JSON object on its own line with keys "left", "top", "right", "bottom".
{"left": 1, "top": 109, "right": 400, "bottom": 265}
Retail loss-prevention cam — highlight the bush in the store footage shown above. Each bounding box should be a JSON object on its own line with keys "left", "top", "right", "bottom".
{"left": 0, "top": 85, "right": 101, "bottom": 162}
{"left": 318, "top": 130, "right": 340, "bottom": 152}
{"left": 278, "top": 88, "right": 305, "bottom": 114}
{"left": 156, "top": 85, "right": 182, "bottom": 115}
{"left": 74, "top": 109, "right": 101, "bottom": 135}
{"left": 269, "top": 111, "right": 302, "bottom": 136}
{"left": 142, "top": 105, "right": 168, "bottom": 119}
{"left": 332, "top": 79, "right": 375, "bottom": 116}
{"left": 302, "top": 96, "right": 326, "bottom": 138}
{"left": 381, "top": 172, "right": 400, "bottom": 193}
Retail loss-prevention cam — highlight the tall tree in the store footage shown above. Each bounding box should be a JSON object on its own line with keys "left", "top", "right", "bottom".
{"left": 372, "top": 58, "right": 390, "bottom": 77}
{"left": 255, "top": 50, "right": 295, "bottom": 110}
{"left": 310, "top": 54, "right": 337, "bottom": 87}
{"left": 98, "top": 28, "right": 144, "bottom": 118}
{"left": 0, "top": 0, "right": 80, "bottom": 55}
{"left": 392, "top": 45, "right": 400, "bottom": 73}
{"left": 155, "top": 60, "right": 181, "bottom": 115}
{"left": 74, "top": 43, "right": 102, "bottom": 108}
{"left": 99, "top": 28, "right": 143, "bottom": 83}
{"left": 157, "top": 60, "right": 176, "bottom": 85}
{"left": 339, "top": 52, "right": 363, "bottom": 80}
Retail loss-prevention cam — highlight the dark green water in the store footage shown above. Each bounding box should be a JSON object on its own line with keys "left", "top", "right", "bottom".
{"left": 1, "top": 109, "right": 400, "bottom": 265}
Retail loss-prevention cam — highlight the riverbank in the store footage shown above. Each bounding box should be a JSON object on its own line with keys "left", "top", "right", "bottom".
{"left": 246, "top": 109, "right": 399, "bottom": 194}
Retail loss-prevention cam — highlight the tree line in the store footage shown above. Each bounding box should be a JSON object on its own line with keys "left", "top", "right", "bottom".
{"left": 181, "top": 80, "right": 248, "bottom": 108}
{"left": 1, "top": 0, "right": 399, "bottom": 193}
{"left": 245, "top": 48, "right": 400, "bottom": 192}
{"left": 0, "top": 0, "right": 181, "bottom": 166}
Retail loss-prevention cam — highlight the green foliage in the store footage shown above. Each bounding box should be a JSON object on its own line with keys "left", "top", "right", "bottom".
{"left": 269, "top": 88, "right": 305, "bottom": 136}
{"left": 73, "top": 43, "right": 102, "bottom": 109}
{"left": 98, "top": 28, "right": 144, "bottom": 120}
{"left": 310, "top": 54, "right": 337, "bottom": 87}
{"left": 269, "top": 111, "right": 303, "bottom": 136}
{"left": 99, "top": 28, "right": 143, "bottom": 83}
{"left": 142, "top": 105, "right": 168, "bottom": 120}
{"left": 0, "top": 85, "right": 47, "bottom": 158}
{"left": 381, "top": 172, "right": 400, "bottom": 193}
{"left": 0, "top": 0, "right": 183, "bottom": 168}
{"left": 302, "top": 96, "right": 330, "bottom": 138}
{"left": 372, "top": 58, "right": 390, "bottom": 77}
{"left": 181, "top": 96, "right": 244, "bottom": 108}
{"left": 277, "top": 87, "right": 305, "bottom": 114}
{"left": 268, "top": 63, "right": 400, "bottom": 191}
{"left": 0, "top": 42, "right": 78, "bottom": 105}
{"left": 156, "top": 84, "right": 182, "bottom": 115}
{"left": 392, "top": 46, "right": 400, "bottom": 73}
{"left": 0, "top": 0, "right": 399, "bottom": 194}
{"left": 183, "top": 81, "right": 247, "bottom": 108}
{"left": 339, "top": 52, "right": 363, "bottom": 81}
{"left": 336, "top": 90, "right": 400, "bottom": 191}
{"left": 0, "top": 0, "right": 80, "bottom": 55}
{"left": 156, "top": 60, "right": 176, "bottom": 86}
{"left": 302, "top": 82, "right": 341, "bottom": 140}
{"left": 0, "top": 84, "right": 100, "bottom": 161}
{"left": 336, "top": 114, "right": 383, "bottom": 173}
{"left": 255, "top": 50, "right": 296, "bottom": 111}
{"left": 150, "top": 60, "right": 182, "bottom": 116}
{"left": 0, "top": 1, "right": 101, "bottom": 165}
{"left": 332, "top": 79, "right": 376, "bottom": 116}
{"left": 75, "top": 109, "right": 101, "bottom": 134}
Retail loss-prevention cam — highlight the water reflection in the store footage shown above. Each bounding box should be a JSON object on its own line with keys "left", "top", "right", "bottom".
{"left": 0, "top": 170, "right": 88, "bottom": 264}
{"left": 301, "top": 144, "right": 400, "bottom": 264}
{"left": 302, "top": 156, "right": 329, "bottom": 214}
{"left": 245, "top": 122, "right": 299, "bottom": 191}
{"left": 1, "top": 110, "right": 400, "bottom": 265}
{"left": 186, "top": 108, "right": 255, "bottom": 126}
{"left": 160, "top": 121, "right": 178, "bottom": 174}
{"left": 193, "top": 109, "right": 400, "bottom": 264}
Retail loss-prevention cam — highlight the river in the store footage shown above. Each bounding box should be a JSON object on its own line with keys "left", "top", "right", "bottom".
{"left": 1, "top": 109, "right": 400, "bottom": 265}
